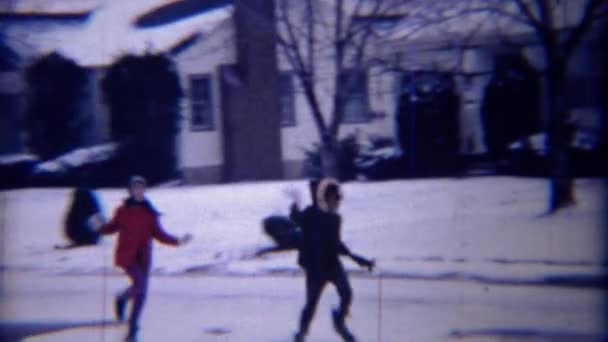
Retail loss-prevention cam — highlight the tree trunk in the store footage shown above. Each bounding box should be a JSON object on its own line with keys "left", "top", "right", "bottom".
{"left": 320, "top": 133, "right": 339, "bottom": 178}
{"left": 545, "top": 71, "right": 575, "bottom": 213}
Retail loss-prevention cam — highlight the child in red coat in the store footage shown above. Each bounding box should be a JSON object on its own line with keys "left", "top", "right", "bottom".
{"left": 96, "top": 176, "right": 191, "bottom": 341}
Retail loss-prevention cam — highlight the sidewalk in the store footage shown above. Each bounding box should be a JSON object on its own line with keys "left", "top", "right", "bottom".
{"left": 1, "top": 271, "right": 606, "bottom": 342}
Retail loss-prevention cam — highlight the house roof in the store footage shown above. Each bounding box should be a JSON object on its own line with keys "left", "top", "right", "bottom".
{"left": 0, "top": 0, "right": 100, "bottom": 18}
{"left": 2, "top": 0, "right": 232, "bottom": 67}
{"left": 134, "top": 0, "right": 232, "bottom": 28}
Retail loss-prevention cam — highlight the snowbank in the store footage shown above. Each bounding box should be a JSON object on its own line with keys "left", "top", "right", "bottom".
{"left": 1, "top": 177, "right": 605, "bottom": 285}
{"left": 0, "top": 154, "right": 38, "bottom": 166}
{"left": 34, "top": 143, "right": 117, "bottom": 174}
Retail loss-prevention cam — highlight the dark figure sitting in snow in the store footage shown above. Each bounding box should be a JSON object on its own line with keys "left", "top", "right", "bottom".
{"left": 95, "top": 175, "right": 192, "bottom": 342}
{"left": 288, "top": 178, "right": 375, "bottom": 342}
{"left": 256, "top": 215, "right": 301, "bottom": 256}
{"left": 57, "top": 188, "right": 103, "bottom": 249}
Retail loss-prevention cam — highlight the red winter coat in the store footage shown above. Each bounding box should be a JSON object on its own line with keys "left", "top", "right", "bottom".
{"left": 100, "top": 199, "right": 178, "bottom": 270}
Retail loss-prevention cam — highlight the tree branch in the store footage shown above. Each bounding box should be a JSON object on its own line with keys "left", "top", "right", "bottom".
{"left": 341, "top": 0, "right": 369, "bottom": 43}
{"left": 533, "top": 0, "right": 553, "bottom": 30}
{"left": 513, "top": 0, "right": 546, "bottom": 33}
{"left": 460, "top": 6, "right": 534, "bottom": 26}
{"left": 330, "top": 0, "right": 346, "bottom": 140}
{"left": 563, "top": 0, "right": 606, "bottom": 62}
{"left": 276, "top": 0, "right": 327, "bottom": 133}
{"left": 306, "top": 0, "right": 315, "bottom": 84}
{"left": 330, "top": 5, "right": 378, "bottom": 136}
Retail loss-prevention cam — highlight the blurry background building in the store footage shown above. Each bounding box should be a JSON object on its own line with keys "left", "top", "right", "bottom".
{"left": 0, "top": 0, "right": 605, "bottom": 186}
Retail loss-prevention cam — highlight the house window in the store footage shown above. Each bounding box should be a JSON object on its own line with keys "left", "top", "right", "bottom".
{"left": 189, "top": 75, "right": 214, "bottom": 131}
{"left": 279, "top": 73, "right": 296, "bottom": 127}
{"left": 341, "top": 69, "right": 370, "bottom": 123}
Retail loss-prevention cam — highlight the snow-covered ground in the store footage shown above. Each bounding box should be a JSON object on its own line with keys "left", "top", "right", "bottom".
{"left": 1, "top": 177, "right": 606, "bottom": 282}
{"left": 1, "top": 177, "right": 607, "bottom": 341}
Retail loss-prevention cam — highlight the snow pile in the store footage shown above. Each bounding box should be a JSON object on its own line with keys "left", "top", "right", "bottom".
{"left": 508, "top": 133, "right": 547, "bottom": 155}
{"left": 0, "top": 154, "right": 38, "bottom": 166}
{"left": 509, "top": 131, "right": 602, "bottom": 155}
{"left": 34, "top": 143, "right": 118, "bottom": 174}
{"left": 1, "top": 178, "right": 605, "bottom": 284}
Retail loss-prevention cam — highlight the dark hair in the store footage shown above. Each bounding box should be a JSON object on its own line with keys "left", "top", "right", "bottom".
{"left": 324, "top": 183, "right": 341, "bottom": 201}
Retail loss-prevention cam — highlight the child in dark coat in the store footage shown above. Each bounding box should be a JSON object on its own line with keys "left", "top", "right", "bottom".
{"left": 95, "top": 176, "right": 192, "bottom": 341}
{"left": 59, "top": 188, "right": 102, "bottom": 248}
{"left": 289, "top": 178, "right": 374, "bottom": 342}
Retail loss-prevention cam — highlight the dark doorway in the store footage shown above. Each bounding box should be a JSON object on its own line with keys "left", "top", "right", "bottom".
{"left": 396, "top": 71, "right": 460, "bottom": 177}
{"left": 481, "top": 53, "right": 541, "bottom": 159}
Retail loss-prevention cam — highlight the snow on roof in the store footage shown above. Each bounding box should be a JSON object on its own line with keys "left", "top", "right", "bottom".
{"left": 3, "top": 0, "right": 233, "bottom": 67}
{"left": 134, "top": 0, "right": 233, "bottom": 28}
{"left": 68, "top": 1, "right": 232, "bottom": 66}
{"left": 0, "top": 0, "right": 100, "bottom": 15}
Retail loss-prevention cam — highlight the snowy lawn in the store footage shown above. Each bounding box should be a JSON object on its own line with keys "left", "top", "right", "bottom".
{"left": 1, "top": 177, "right": 606, "bottom": 283}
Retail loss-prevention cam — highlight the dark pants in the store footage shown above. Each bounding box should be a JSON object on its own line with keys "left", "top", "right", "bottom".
{"left": 299, "top": 269, "right": 352, "bottom": 334}
{"left": 119, "top": 265, "right": 149, "bottom": 332}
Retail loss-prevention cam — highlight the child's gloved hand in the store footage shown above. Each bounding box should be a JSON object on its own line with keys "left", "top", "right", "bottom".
{"left": 178, "top": 233, "right": 193, "bottom": 246}
{"left": 352, "top": 254, "right": 375, "bottom": 271}
{"left": 89, "top": 212, "right": 106, "bottom": 231}
{"left": 284, "top": 187, "right": 302, "bottom": 208}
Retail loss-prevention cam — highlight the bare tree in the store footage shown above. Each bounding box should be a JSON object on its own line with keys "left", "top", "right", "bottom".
{"left": 472, "top": 0, "right": 607, "bottom": 212}
{"left": 275, "top": 0, "right": 406, "bottom": 177}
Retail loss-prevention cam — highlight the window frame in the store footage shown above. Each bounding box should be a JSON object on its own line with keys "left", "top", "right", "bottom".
{"left": 340, "top": 69, "right": 371, "bottom": 124}
{"left": 279, "top": 72, "right": 297, "bottom": 127}
{"left": 188, "top": 74, "right": 215, "bottom": 132}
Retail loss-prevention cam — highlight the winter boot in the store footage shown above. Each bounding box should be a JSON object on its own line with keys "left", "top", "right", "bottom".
{"left": 115, "top": 296, "right": 127, "bottom": 322}
{"left": 124, "top": 324, "right": 138, "bottom": 342}
{"left": 332, "top": 309, "right": 356, "bottom": 342}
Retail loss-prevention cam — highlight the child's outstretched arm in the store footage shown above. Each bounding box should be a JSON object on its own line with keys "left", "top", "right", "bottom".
{"left": 285, "top": 187, "right": 304, "bottom": 225}
{"left": 337, "top": 217, "right": 375, "bottom": 271}
{"left": 152, "top": 218, "right": 192, "bottom": 246}
{"left": 340, "top": 242, "right": 375, "bottom": 271}
{"left": 349, "top": 253, "right": 375, "bottom": 271}
{"left": 96, "top": 208, "right": 120, "bottom": 235}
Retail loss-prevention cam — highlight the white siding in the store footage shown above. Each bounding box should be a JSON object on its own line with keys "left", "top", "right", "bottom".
{"left": 174, "top": 20, "right": 236, "bottom": 169}
{"left": 279, "top": 63, "right": 399, "bottom": 162}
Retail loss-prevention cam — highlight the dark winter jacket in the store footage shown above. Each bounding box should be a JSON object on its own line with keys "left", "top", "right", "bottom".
{"left": 99, "top": 197, "right": 178, "bottom": 270}
{"left": 290, "top": 205, "right": 351, "bottom": 277}
{"left": 64, "top": 188, "right": 101, "bottom": 245}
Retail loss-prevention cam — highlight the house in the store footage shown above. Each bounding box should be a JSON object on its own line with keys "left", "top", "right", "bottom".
{"left": 378, "top": 0, "right": 606, "bottom": 159}
{"left": 0, "top": 0, "right": 98, "bottom": 154}
{"left": 0, "top": 0, "right": 232, "bottom": 165}
{"left": 174, "top": 0, "right": 400, "bottom": 183}
{"left": 175, "top": 0, "right": 605, "bottom": 182}
{"left": 2, "top": 0, "right": 604, "bottom": 184}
